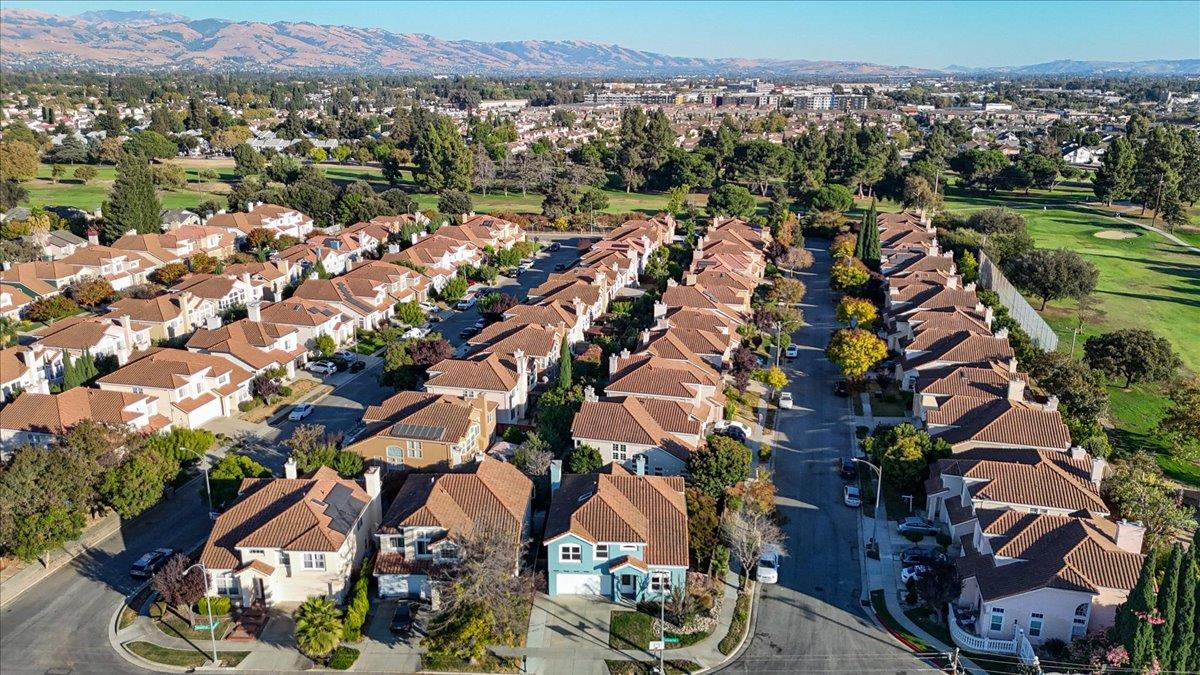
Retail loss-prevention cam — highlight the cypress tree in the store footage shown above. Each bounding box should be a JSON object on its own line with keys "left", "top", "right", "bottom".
{"left": 557, "top": 338, "right": 572, "bottom": 391}
{"left": 80, "top": 349, "right": 98, "bottom": 382}
{"left": 1157, "top": 544, "right": 1183, "bottom": 667}
{"left": 1130, "top": 612, "right": 1156, "bottom": 672}
{"left": 101, "top": 152, "right": 161, "bottom": 243}
{"left": 864, "top": 201, "right": 881, "bottom": 269}
{"left": 61, "top": 351, "right": 80, "bottom": 390}
{"left": 1119, "top": 554, "right": 1156, "bottom": 651}
{"left": 1171, "top": 542, "right": 1196, "bottom": 673}
{"left": 854, "top": 213, "right": 869, "bottom": 260}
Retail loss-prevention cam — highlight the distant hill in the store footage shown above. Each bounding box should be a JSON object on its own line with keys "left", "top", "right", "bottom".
{"left": 1, "top": 9, "right": 1195, "bottom": 77}
{"left": 0, "top": 9, "right": 938, "bottom": 76}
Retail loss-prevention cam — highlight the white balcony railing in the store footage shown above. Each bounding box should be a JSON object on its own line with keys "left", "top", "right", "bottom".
{"left": 946, "top": 604, "right": 1038, "bottom": 666}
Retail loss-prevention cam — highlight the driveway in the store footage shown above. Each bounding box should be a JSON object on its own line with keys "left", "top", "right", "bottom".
{"left": 524, "top": 594, "right": 615, "bottom": 675}
{"left": 724, "top": 244, "right": 936, "bottom": 673}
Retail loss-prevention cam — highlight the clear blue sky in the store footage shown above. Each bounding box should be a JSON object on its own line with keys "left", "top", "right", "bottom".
{"left": 8, "top": 0, "right": 1199, "bottom": 68}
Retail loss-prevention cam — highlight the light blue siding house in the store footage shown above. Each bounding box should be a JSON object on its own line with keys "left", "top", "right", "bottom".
{"left": 543, "top": 462, "right": 688, "bottom": 601}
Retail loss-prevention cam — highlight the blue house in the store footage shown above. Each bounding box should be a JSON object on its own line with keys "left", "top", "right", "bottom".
{"left": 544, "top": 462, "right": 689, "bottom": 601}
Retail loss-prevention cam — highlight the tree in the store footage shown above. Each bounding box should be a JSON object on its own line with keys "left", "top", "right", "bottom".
{"left": 152, "top": 553, "right": 206, "bottom": 625}
{"left": 1084, "top": 329, "right": 1181, "bottom": 388}
{"left": 767, "top": 278, "right": 806, "bottom": 307}
{"left": 0, "top": 179, "right": 30, "bottom": 210}
{"left": 392, "top": 301, "right": 425, "bottom": 327}
{"left": 99, "top": 447, "right": 176, "bottom": 519}
{"left": 73, "top": 165, "right": 98, "bottom": 184}
{"left": 252, "top": 373, "right": 282, "bottom": 403}
{"left": 1169, "top": 537, "right": 1196, "bottom": 673}
{"left": 1103, "top": 454, "right": 1193, "bottom": 545}
{"left": 1156, "top": 544, "right": 1184, "bottom": 667}
{"left": 915, "top": 562, "right": 961, "bottom": 624}
{"left": 413, "top": 114, "right": 472, "bottom": 192}
{"left": 1006, "top": 248, "right": 1099, "bottom": 310}
{"left": 690, "top": 435, "right": 751, "bottom": 499}
{"left": 46, "top": 135, "right": 89, "bottom": 164}
{"left": 438, "top": 190, "right": 473, "bottom": 218}
{"left": 567, "top": 444, "right": 602, "bottom": 473}
{"left": 950, "top": 148, "right": 1009, "bottom": 191}
{"left": 101, "top": 153, "right": 161, "bottom": 243}
{"left": 757, "top": 366, "right": 788, "bottom": 392}
{"left": 232, "top": 144, "right": 266, "bottom": 177}
{"left": 24, "top": 295, "right": 80, "bottom": 323}
{"left": 706, "top": 183, "right": 757, "bottom": 218}
{"left": 438, "top": 276, "right": 468, "bottom": 303}
{"left": 123, "top": 131, "right": 177, "bottom": 159}
{"left": 809, "top": 184, "right": 854, "bottom": 213}
{"left": 901, "top": 174, "right": 940, "bottom": 211}
{"left": 956, "top": 250, "right": 978, "bottom": 284}
{"left": 206, "top": 453, "right": 270, "bottom": 508}
{"left": 1117, "top": 553, "right": 1157, "bottom": 670}
{"left": 49, "top": 164, "right": 65, "bottom": 183}
{"left": 829, "top": 256, "right": 870, "bottom": 293}
{"left": 313, "top": 333, "right": 337, "bottom": 358}
{"left": 782, "top": 246, "right": 814, "bottom": 273}
{"left": 294, "top": 596, "right": 344, "bottom": 658}
{"left": 1029, "top": 350, "right": 1110, "bottom": 435}
{"left": 512, "top": 433, "right": 553, "bottom": 476}
{"left": 65, "top": 276, "right": 114, "bottom": 306}
{"left": 1159, "top": 377, "right": 1200, "bottom": 454}
{"left": 835, "top": 296, "right": 878, "bottom": 328}
{"left": 407, "top": 336, "right": 453, "bottom": 368}
{"left": 686, "top": 488, "right": 721, "bottom": 571}
{"left": 0, "top": 140, "right": 39, "bottom": 181}
{"left": 862, "top": 424, "right": 951, "bottom": 491}
{"left": 188, "top": 251, "right": 221, "bottom": 274}
{"left": 557, "top": 337, "right": 572, "bottom": 390}
{"left": 721, "top": 502, "right": 785, "bottom": 589}
{"left": 826, "top": 328, "right": 886, "bottom": 380}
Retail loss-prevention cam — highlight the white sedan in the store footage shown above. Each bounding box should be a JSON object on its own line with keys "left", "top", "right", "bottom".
{"left": 307, "top": 361, "right": 337, "bottom": 376}
{"left": 779, "top": 391, "right": 793, "bottom": 409}
{"left": 784, "top": 344, "right": 800, "bottom": 359}
{"left": 288, "top": 403, "right": 314, "bottom": 421}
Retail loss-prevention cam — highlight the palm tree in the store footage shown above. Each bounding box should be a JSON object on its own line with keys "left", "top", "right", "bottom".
{"left": 294, "top": 596, "right": 343, "bottom": 658}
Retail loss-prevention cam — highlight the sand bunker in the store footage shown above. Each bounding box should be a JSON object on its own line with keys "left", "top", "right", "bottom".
{"left": 1094, "top": 230, "right": 1139, "bottom": 240}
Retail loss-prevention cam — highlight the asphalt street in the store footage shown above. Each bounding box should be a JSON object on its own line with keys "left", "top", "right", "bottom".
{"left": 721, "top": 244, "right": 936, "bottom": 674}
{"left": 0, "top": 237, "right": 583, "bottom": 674}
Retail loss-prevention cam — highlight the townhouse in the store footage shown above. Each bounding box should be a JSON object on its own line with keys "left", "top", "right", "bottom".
{"left": 0, "top": 388, "right": 171, "bottom": 450}
{"left": 465, "top": 322, "right": 564, "bottom": 385}
{"left": 439, "top": 213, "right": 525, "bottom": 252}
{"left": 346, "top": 391, "right": 497, "bottom": 471}
{"left": 111, "top": 227, "right": 237, "bottom": 267}
{"left": 291, "top": 276, "right": 395, "bottom": 330}
{"left": 502, "top": 300, "right": 591, "bottom": 344}
{"left": 0, "top": 282, "right": 37, "bottom": 319}
{"left": 257, "top": 298, "right": 356, "bottom": 350}
{"left": 96, "top": 348, "right": 253, "bottom": 428}
{"left": 0, "top": 345, "right": 62, "bottom": 401}
{"left": 340, "top": 260, "right": 431, "bottom": 305}
{"left": 423, "top": 351, "right": 532, "bottom": 424}
{"left": 605, "top": 349, "right": 725, "bottom": 428}
{"left": 185, "top": 307, "right": 307, "bottom": 379}
{"left": 205, "top": 203, "right": 315, "bottom": 241}
{"left": 571, "top": 388, "right": 699, "bottom": 475}
{"left": 545, "top": 462, "right": 689, "bottom": 600}
{"left": 223, "top": 260, "right": 295, "bottom": 301}
{"left": 32, "top": 313, "right": 151, "bottom": 365}
{"left": 173, "top": 273, "right": 267, "bottom": 313}
{"left": 374, "top": 458, "right": 532, "bottom": 599}
{"left": 385, "top": 233, "right": 482, "bottom": 292}
{"left": 105, "top": 292, "right": 219, "bottom": 342}
{"left": 199, "top": 464, "right": 382, "bottom": 607}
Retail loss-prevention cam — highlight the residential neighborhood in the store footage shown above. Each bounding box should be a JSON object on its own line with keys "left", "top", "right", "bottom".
{"left": 1, "top": 3, "right": 1199, "bottom": 675}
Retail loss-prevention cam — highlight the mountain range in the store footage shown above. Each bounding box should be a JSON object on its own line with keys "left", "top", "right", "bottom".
{"left": 2, "top": 9, "right": 1197, "bottom": 77}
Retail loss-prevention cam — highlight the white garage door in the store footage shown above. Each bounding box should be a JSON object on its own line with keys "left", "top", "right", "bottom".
{"left": 556, "top": 573, "right": 602, "bottom": 596}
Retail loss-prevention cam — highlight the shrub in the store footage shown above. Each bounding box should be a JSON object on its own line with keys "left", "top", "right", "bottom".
{"left": 904, "top": 588, "right": 918, "bottom": 605}
{"left": 238, "top": 401, "right": 256, "bottom": 412}
{"left": 327, "top": 646, "right": 360, "bottom": 670}
{"left": 758, "top": 445, "right": 773, "bottom": 462}
{"left": 196, "top": 596, "right": 232, "bottom": 616}
{"left": 341, "top": 556, "right": 372, "bottom": 642}
{"left": 278, "top": 386, "right": 294, "bottom": 398}
{"left": 903, "top": 531, "right": 924, "bottom": 543}
{"left": 935, "top": 532, "right": 952, "bottom": 547}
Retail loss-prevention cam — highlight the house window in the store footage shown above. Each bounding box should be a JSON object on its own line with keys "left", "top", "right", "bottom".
{"left": 386, "top": 446, "right": 404, "bottom": 465}
{"left": 440, "top": 544, "right": 459, "bottom": 561}
{"left": 214, "top": 575, "right": 240, "bottom": 596}
{"left": 415, "top": 537, "right": 431, "bottom": 557}
{"left": 278, "top": 552, "right": 290, "bottom": 567}
{"left": 407, "top": 447, "right": 423, "bottom": 459}
{"left": 650, "top": 571, "right": 671, "bottom": 593}
{"left": 595, "top": 544, "right": 609, "bottom": 560}
{"left": 248, "top": 549, "right": 265, "bottom": 555}
{"left": 1072, "top": 603, "right": 1090, "bottom": 637}
{"left": 989, "top": 608, "right": 1005, "bottom": 633}
{"left": 407, "top": 441, "right": 422, "bottom": 450}
{"left": 1029, "top": 613, "right": 1044, "bottom": 638}
{"left": 560, "top": 544, "right": 582, "bottom": 563}
{"left": 612, "top": 444, "right": 628, "bottom": 461}
{"left": 302, "top": 553, "right": 326, "bottom": 570}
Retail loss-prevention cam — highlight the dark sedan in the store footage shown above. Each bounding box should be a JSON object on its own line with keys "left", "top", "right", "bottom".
{"left": 130, "top": 547, "right": 175, "bottom": 578}
{"left": 391, "top": 602, "right": 418, "bottom": 638}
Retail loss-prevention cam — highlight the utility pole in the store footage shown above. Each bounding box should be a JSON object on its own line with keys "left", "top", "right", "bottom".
{"left": 949, "top": 648, "right": 960, "bottom": 674}
{"left": 1149, "top": 172, "right": 1165, "bottom": 229}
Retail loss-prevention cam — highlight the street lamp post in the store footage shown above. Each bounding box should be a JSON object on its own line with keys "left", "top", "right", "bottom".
{"left": 183, "top": 446, "right": 215, "bottom": 517}
{"left": 184, "top": 563, "right": 219, "bottom": 666}
{"left": 856, "top": 458, "right": 884, "bottom": 544}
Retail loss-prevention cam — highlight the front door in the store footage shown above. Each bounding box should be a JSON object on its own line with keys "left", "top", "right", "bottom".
{"left": 253, "top": 577, "right": 266, "bottom": 604}
{"left": 618, "top": 574, "right": 636, "bottom": 596}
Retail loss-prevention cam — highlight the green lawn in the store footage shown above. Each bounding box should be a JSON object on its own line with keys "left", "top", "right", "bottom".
{"left": 124, "top": 641, "right": 248, "bottom": 668}
{"left": 25, "top": 163, "right": 227, "bottom": 212}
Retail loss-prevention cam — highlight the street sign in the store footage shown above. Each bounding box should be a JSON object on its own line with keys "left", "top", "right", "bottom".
{"left": 648, "top": 640, "right": 665, "bottom": 651}
{"left": 664, "top": 636, "right": 680, "bottom": 644}
{"left": 194, "top": 622, "right": 218, "bottom": 630}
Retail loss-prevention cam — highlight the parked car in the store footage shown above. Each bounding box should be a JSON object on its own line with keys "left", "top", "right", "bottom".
{"left": 897, "top": 516, "right": 940, "bottom": 537}
{"left": 713, "top": 420, "right": 751, "bottom": 442}
{"left": 553, "top": 262, "right": 566, "bottom": 271}
{"left": 350, "top": 360, "right": 367, "bottom": 373}
{"left": 547, "top": 242, "right": 562, "bottom": 252}
{"left": 833, "top": 380, "right": 849, "bottom": 397}
{"left": 130, "top": 548, "right": 175, "bottom": 578}
{"left": 756, "top": 545, "right": 781, "bottom": 584}
{"left": 289, "top": 403, "right": 314, "bottom": 421}
{"left": 307, "top": 361, "right": 337, "bottom": 376}
{"left": 843, "top": 485, "right": 862, "bottom": 507}
{"left": 419, "top": 302, "right": 438, "bottom": 313}
{"left": 402, "top": 326, "right": 429, "bottom": 340}
{"left": 839, "top": 457, "right": 859, "bottom": 480}
{"left": 390, "top": 602, "right": 417, "bottom": 638}
{"left": 900, "top": 565, "right": 931, "bottom": 584}
{"left": 473, "top": 319, "right": 487, "bottom": 330}
{"left": 459, "top": 327, "right": 479, "bottom": 339}
{"left": 779, "top": 391, "right": 793, "bottom": 409}
{"left": 784, "top": 344, "right": 799, "bottom": 359}
{"left": 456, "top": 297, "right": 477, "bottom": 310}
{"left": 340, "top": 423, "right": 367, "bottom": 448}
{"left": 901, "top": 546, "right": 947, "bottom": 566}
{"left": 333, "top": 350, "right": 358, "bottom": 362}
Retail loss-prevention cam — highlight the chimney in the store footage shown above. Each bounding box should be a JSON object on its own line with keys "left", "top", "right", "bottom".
{"left": 1069, "top": 445, "right": 1086, "bottom": 460}
{"left": 1043, "top": 395, "right": 1059, "bottom": 412}
{"left": 666, "top": 277, "right": 678, "bottom": 288}
{"left": 608, "top": 350, "right": 621, "bottom": 375}
{"left": 206, "top": 315, "right": 222, "bottom": 330}
{"left": 946, "top": 275, "right": 958, "bottom": 289}
{"left": 247, "top": 301, "right": 261, "bottom": 323}
{"left": 246, "top": 201, "right": 254, "bottom": 213}
{"left": 514, "top": 348, "right": 528, "bottom": 381}
{"left": 584, "top": 385, "right": 597, "bottom": 403}
{"left": 363, "top": 466, "right": 381, "bottom": 499}
{"left": 240, "top": 271, "right": 252, "bottom": 289}
{"left": 549, "top": 459, "right": 562, "bottom": 493}
{"left": 179, "top": 291, "right": 193, "bottom": 330}
{"left": 86, "top": 227, "right": 100, "bottom": 246}
{"left": 1006, "top": 378, "right": 1025, "bottom": 402}
{"left": 639, "top": 329, "right": 650, "bottom": 347}
{"left": 634, "top": 454, "right": 647, "bottom": 476}
{"left": 964, "top": 282, "right": 977, "bottom": 292}
{"left": 284, "top": 457, "right": 298, "bottom": 480}
{"left": 994, "top": 327, "right": 1009, "bottom": 340}
{"left": 1090, "top": 456, "right": 1107, "bottom": 486}
{"left": 119, "top": 313, "right": 134, "bottom": 353}
{"left": 653, "top": 301, "right": 667, "bottom": 320}
{"left": 685, "top": 272, "right": 698, "bottom": 285}
{"left": 1114, "top": 519, "right": 1146, "bottom": 554}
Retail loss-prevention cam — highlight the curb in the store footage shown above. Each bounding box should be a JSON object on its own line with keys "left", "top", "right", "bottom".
{"left": 700, "top": 580, "right": 759, "bottom": 674}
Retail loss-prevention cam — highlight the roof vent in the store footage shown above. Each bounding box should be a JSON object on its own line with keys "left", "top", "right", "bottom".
{"left": 577, "top": 490, "right": 594, "bottom": 503}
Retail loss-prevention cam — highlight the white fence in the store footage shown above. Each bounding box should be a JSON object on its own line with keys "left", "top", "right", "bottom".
{"left": 947, "top": 604, "right": 1040, "bottom": 667}
{"left": 977, "top": 251, "right": 1059, "bottom": 352}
